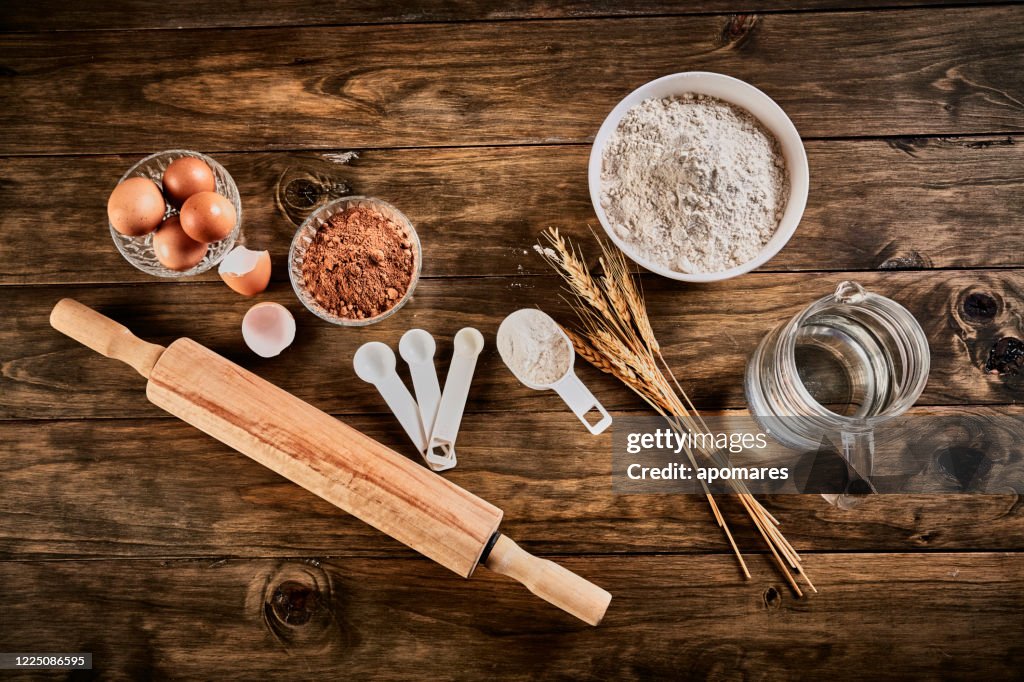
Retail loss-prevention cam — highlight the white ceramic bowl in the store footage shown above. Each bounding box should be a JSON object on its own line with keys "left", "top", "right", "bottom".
{"left": 589, "top": 72, "right": 809, "bottom": 282}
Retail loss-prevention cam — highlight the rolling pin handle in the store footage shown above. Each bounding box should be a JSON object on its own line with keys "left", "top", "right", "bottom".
{"left": 483, "top": 534, "right": 611, "bottom": 626}
{"left": 50, "top": 298, "right": 166, "bottom": 379}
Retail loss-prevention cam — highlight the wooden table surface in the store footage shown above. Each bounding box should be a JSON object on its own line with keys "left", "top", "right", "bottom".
{"left": 2, "top": 1, "right": 1023, "bottom": 679}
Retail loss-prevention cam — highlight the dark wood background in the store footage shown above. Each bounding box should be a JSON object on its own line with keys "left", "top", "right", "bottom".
{"left": 2, "top": 1, "right": 1023, "bottom": 679}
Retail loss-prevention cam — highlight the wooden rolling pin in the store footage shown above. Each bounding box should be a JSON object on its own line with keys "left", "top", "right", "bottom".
{"left": 50, "top": 299, "right": 610, "bottom": 625}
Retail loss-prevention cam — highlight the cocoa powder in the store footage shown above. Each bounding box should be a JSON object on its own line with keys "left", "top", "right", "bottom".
{"left": 301, "top": 205, "right": 416, "bottom": 320}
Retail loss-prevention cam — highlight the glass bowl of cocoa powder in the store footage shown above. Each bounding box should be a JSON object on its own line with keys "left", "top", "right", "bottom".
{"left": 288, "top": 196, "right": 422, "bottom": 326}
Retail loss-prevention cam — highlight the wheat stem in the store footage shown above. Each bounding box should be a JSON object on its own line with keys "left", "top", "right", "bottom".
{"left": 536, "top": 226, "right": 813, "bottom": 595}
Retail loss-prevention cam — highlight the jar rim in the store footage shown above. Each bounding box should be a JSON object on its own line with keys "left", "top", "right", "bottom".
{"left": 775, "top": 283, "right": 931, "bottom": 427}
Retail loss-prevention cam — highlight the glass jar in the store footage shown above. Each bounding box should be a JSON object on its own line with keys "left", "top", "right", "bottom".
{"left": 744, "top": 281, "right": 931, "bottom": 507}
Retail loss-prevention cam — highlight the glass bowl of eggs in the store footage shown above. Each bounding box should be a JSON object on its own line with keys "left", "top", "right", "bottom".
{"left": 107, "top": 150, "right": 242, "bottom": 277}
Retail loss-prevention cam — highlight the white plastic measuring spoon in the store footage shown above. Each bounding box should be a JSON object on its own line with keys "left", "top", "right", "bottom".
{"left": 497, "top": 309, "right": 612, "bottom": 435}
{"left": 426, "top": 328, "right": 484, "bottom": 464}
{"left": 353, "top": 341, "right": 440, "bottom": 468}
{"left": 399, "top": 329, "right": 443, "bottom": 440}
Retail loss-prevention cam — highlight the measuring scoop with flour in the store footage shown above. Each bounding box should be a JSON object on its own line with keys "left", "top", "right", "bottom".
{"left": 498, "top": 309, "right": 612, "bottom": 435}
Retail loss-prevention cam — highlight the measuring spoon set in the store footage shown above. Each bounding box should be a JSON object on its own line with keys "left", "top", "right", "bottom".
{"left": 354, "top": 328, "right": 484, "bottom": 472}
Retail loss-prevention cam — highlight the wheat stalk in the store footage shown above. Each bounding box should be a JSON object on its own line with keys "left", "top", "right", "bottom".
{"left": 537, "top": 227, "right": 814, "bottom": 594}
{"left": 539, "top": 229, "right": 613, "bottom": 322}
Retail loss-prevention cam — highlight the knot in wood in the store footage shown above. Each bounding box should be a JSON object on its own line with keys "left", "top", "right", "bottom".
{"left": 270, "top": 580, "right": 321, "bottom": 626}
{"left": 878, "top": 250, "right": 931, "bottom": 270}
{"left": 762, "top": 586, "right": 782, "bottom": 609}
{"left": 985, "top": 337, "right": 1024, "bottom": 376}
{"left": 276, "top": 170, "right": 353, "bottom": 225}
{"left": 284, "top": 178, "right": 326, "bottom": 210}
{"left": 256, "top": 560, "right": 348, "bottom": 649}
{"left": 720, "top": 14, "right": 760, "bottom": 49}
{"left": 962, "top": 292, "right": 998, "bottom": 323}
{"left": 936, "top": 446, "right": 991, "bottom": 491}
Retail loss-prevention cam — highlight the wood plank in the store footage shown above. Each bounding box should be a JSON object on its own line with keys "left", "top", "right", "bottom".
{"left": 0, "top": 0, "right": 999, "bottom": 32}
{"left": 2, "top": 271, "right": 1021, "bottom": 420}
{"left": 2, "top": 409, "right": 1022, "bottom": 559}
{"left": 2, "top": 137, "right": 1022, "bottom": 284}
{"left": 0, "top": 553, "right": 1020, "bottom": 679}
{"left": 2, "top": 8, "right": 1024, "bottom": 155}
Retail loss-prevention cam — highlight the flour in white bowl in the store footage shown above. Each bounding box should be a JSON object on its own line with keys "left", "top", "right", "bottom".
{"left": 600, "top": 94, "right": 788, "bottom": 274}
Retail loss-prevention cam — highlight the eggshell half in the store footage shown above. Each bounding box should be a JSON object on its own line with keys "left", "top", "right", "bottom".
{"left": 218, "top": 246, "right": 272, "bottom": 296}
{"left": 242, "top": 302, "right": 296, "bottom": 358}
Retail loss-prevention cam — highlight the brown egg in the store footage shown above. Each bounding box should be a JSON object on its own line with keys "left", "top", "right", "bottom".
{"left": 179, "top": 191, "right": 237, "bottom": 243}
{"left": 162, "top": 157, "right": 216, "bottom": 207}
{"left": 152, "top": 215, "right": 208, "bottom": 271}
{"left": 107, "top": 177, "right": 166, "bottom": 236}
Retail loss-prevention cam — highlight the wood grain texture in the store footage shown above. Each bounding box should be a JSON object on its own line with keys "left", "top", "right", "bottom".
{"left": 0, "top": 553, "right": 1021, "bottom": 679}
{"left": 0, "top": 0, "right": 999, "bottom": 31}
{"left": 3, "top": 4, "right": 1023, "bottom": 675}
{"left": 1, "top": 409, "right": 1022, "bottom": 560}
{"left": 2, "top": 137, "right": 1022, "bottom": 284}
{"left": 2, "top": 272, "right": 1021, "bottom": 420}
{"left": 2, "top": 8, "right": 1024, "bottom": 155}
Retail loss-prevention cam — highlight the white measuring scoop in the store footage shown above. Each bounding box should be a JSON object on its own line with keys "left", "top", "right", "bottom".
{"left": 354, "top": 341, "right": 452, "bottom": 471}
{"left": 497, "top": 309, "right": 612, "bottom": 435}
{"left": 399, "top": 329, "right": 442, "bottom": 438}
{"left": 426, "top": 328, "right": 484, "bottom": 464}
{"left": 399, "top": 329, "right": 454, "bottom": 470}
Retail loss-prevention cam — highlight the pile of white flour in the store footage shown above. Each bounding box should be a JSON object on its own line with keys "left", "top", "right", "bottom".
{"left": 600, "top": 95, "right": 788, "bottom": 274}
{"left": 498, "top": 309, "right": 571, "bottom": 386}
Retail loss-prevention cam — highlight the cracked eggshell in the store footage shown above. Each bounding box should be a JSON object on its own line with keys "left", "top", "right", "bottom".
{"left": 219, "top": 245, "right": 271, "bottom": 296}
{"left": 242, "top": 302, "right": 296, "bottom": 358}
